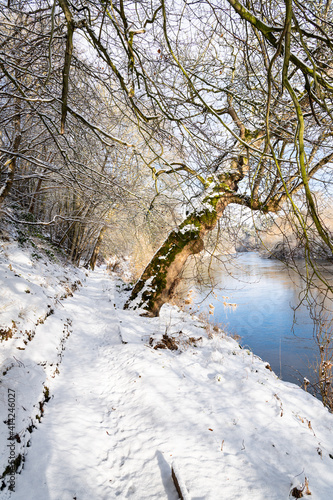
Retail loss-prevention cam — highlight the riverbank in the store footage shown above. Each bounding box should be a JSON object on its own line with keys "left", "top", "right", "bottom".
{"left": 1, "top": 239, "right": 333, "bottom": 499}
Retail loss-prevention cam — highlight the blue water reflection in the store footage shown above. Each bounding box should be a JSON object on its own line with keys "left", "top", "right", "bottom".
{"left": 180, "top": 252, "right": 333, "bottom": 386}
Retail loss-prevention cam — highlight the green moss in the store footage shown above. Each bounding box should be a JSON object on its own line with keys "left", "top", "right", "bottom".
{"left": 179, "top": 217, "right": 201, "bottom": 230}
{"left": 127, "top": 195, "right": 226, "bottom": 314}
{"left": 245, "top": 128, "right": 261, "bottom": 141}
{"left": 128, "top": 225, "right": 202, "bottom": 312}
{"left": 200, "top": 210, "right": 217, "bottom": 227}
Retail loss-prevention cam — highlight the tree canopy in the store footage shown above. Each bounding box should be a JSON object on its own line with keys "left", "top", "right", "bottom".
{"left": 1, "top": 0, "right": 333, "bottom": 313}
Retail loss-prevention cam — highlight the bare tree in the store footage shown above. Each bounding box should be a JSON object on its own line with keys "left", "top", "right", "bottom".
{"left": 0, "top": 1, "right": 156, "bottom": 263}
{"left": 119, "top": 0, "right": 333, "bottom": 314}
{"left": 2, "top": 1, "right": 333, "bottom": 313}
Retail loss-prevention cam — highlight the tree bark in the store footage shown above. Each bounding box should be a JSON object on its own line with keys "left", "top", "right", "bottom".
{"left": 0, "top": 99, "right": 21, "bottom": 209}
{"left": 87, "top": 226, "right": 106, "bottom": 271}
{"left": 125, "top": 173, "right": 241, "bottom": 316}
{"left": 59, "top": 0, "right": 74, "bottom": 134}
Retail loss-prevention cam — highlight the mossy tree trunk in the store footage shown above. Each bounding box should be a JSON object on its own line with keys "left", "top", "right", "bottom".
{"left": 124, "top": 173, "right": 242, "bottom": 316}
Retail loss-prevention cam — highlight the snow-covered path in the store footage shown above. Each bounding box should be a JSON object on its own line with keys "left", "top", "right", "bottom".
{"left": 10, "top": 271, "right": 178, "bottom": 499}
{"left": 2, "top": 267, "right": 333, "bottom": 499}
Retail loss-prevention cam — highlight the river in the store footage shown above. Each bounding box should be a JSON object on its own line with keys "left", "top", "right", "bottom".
{"left": 178, "top": 252, "right": 333, "bottom": 388}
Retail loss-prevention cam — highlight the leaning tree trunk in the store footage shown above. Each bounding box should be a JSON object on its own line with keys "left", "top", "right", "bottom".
{"left": 124, "top": 173, "right": 241, "bottom": 316}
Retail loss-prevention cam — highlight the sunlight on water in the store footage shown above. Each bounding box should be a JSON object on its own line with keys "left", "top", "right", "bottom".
{"left": 178, "top": 252, "right": 333, "bottom": 387}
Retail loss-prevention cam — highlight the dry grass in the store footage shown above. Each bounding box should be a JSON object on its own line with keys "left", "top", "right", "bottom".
{"left": 315, "top": 318, "right": 333, "bottom": 411}
{"left": 306, "top": 316, "right": 333, "bottom": 412}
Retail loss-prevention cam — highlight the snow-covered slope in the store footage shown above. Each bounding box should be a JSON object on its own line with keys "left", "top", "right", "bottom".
{"left": 1, "top": 240, "right": 333, "bottom": 499}
{"left": 0, "top": 236, "right": 85, "bottom": 492}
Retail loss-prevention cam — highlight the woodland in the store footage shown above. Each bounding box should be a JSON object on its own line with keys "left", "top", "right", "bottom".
{"left": 1, "top": 0, "right": 333, "bottom": 316}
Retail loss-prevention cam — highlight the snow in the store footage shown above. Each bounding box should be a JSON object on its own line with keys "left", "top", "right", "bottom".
{"left": 1, "top": 239, "right": 333, "bottom": 499}
{"left": 178, "top": 224, "right": 200, "bottom": 235}
{"left": 129, "top": 275, "right": 156, "bottom": 310}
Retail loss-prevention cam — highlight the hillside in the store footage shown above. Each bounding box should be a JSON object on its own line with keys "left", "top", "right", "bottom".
{"left": 1, "top": 236, "right": 333, "bottom": 499}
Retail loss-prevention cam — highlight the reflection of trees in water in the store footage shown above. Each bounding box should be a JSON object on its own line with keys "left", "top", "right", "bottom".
{"left": 183, "top": 250, "right": 333, "bottom": 325}
{"left": 175, "top": 253, "right": 333, "bottom": 393}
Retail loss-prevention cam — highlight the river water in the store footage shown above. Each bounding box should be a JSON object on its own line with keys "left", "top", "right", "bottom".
{"left": 178, "top": 252, "right": 333, "bottom": 387}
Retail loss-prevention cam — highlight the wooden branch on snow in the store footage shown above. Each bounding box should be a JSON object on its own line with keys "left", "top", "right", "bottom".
{"left": 171, "top": 462, "right": 191, "bottom": 500}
